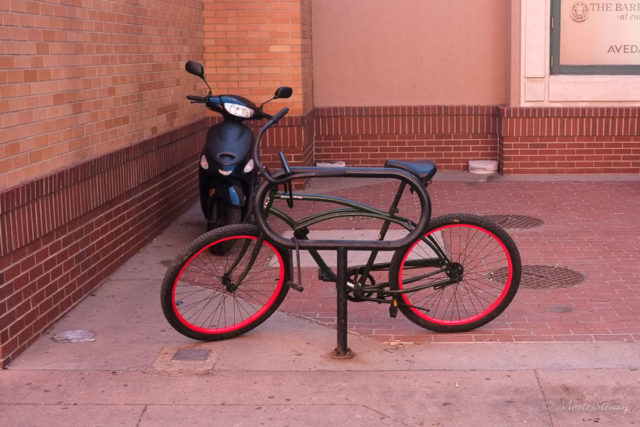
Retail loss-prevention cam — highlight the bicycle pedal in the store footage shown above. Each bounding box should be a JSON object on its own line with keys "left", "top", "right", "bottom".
{"left": 389, "top": 299, "right": 398, "bottom": 318}
{"left": 317, "top": 268, "right": 335, "bottom": 282}
{"left": 286, "top": 281, "right": 304, "bottom": 292}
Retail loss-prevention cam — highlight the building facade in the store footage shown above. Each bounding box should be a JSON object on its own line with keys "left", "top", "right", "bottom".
{"left": 1, "top": 0, "right": 639, "bottom": 365}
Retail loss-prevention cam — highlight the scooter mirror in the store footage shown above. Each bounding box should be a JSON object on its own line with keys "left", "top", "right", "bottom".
{"left": 274, "top": 86, "right": 293, "bottom": 99}
{"left": 185, "top": 60, "right": 205, "bottom": 79}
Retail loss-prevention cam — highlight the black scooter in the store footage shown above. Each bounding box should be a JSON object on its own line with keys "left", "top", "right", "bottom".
{"left": 184, "top": 60, "right": 292, "bottom": 238}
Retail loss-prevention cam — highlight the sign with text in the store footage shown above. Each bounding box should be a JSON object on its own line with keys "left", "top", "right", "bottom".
{"left": 559, "top": 1, "right": 640, "bottom": 66}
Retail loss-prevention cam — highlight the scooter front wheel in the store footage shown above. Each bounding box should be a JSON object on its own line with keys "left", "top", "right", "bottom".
{"left": 207, "top": 199, "right": 242, "bottom": 255}
{"left": 161, "top": 224, "right": 290, "bottom": 341}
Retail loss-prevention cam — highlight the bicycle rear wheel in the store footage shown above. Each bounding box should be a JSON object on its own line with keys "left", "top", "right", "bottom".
{"left": 161, "top": 224, "right": 290, "bottom": 341}
{"left": 389, "top": 214, "right": 521, "bottom": 332}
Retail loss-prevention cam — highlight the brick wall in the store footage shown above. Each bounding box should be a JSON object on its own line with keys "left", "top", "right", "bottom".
{"left": 0, "top": 121, "right": 207, "bottom": 366}
{"left": 313, "top": 106, "right": 640, "bottom": 174}
{"left": 0, "top": 0, "right": 205, "bottom": 190}
{"left": 299, "top": 0, "right": 313, "bottom": 116}
{"left": 203, "top": 0, "right": 312, "bottom": 116}
{"left": 0, "top": 0, "right": 206, "bottom": 366}
{"left": 500, "top": 107, "right": 640, "bottom": 174}
{"left": 314, "top": 106, "right": 499, "bottom": 169}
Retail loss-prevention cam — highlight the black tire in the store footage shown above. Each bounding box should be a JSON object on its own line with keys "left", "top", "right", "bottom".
{"left": 389, "top": 214, "right": 521, "bottom": 332}
{"left": 207, "top": 199, "right": 243, "bottom": 255}
{"left": 161, "top": 224, "right": 290, "bottom": 341}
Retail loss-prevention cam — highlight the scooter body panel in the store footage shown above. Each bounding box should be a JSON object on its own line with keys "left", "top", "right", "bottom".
{"left": 199, "top": 120, "right": 254, "bottom": 218}
{"left": 205, "top": 120, "right": 253, "bottom": 168}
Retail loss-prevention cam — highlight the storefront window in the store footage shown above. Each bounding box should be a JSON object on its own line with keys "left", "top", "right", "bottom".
{"left": 550, "top": 0, "right": 640, "bottom": 74}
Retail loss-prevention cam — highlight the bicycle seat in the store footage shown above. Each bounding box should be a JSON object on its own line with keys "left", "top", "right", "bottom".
{"left": 384, "top": 159, "right": 437, "bottom": 183}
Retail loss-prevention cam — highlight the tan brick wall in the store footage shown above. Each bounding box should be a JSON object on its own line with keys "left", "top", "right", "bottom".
{"left": 300, "top": 0, "right": 313, "bottom": 115}
{"left": 0, "top": 0, "right": 205, "bottom": 190}
{"left": 202, "top": 0, "right": 312, "bottom": 116}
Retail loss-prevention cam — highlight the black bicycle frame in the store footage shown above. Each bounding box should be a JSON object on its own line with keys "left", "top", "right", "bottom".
{"left": 264, "top": 180, "right": 452, "bottom": 297}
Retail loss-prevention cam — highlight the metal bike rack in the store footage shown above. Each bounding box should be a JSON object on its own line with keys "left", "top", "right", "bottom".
{"left": 254, "top": 166, "right": 432, "bottom": 357}
{"left": 334, "top": 247, "right": 351, "bottom": 357}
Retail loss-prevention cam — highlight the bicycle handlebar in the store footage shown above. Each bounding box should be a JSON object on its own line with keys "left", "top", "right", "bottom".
{"left": 253, "top": 107, "right": 289, "bottom": 184}
{"left": 269, "top": 107, "right": 289, "bottom": 123}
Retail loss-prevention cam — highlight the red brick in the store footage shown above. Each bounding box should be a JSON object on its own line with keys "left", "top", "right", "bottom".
{"left": 500, "top": 108, "right": 640, "bottom": 173}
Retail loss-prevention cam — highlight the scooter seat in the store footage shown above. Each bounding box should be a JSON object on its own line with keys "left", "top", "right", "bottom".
{"left": 384, "top": 159, "right": 437, "bottom": 183}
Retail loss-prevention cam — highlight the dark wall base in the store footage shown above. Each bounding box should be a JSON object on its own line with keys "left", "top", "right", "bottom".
{"left": 314, "top": 106, "right": 498, "bottom": 170}
{"left": 499, "top": 107, "right": 640, "bottom": 174}
{"left": 313, "top": 105, "right": 640, "bottom": 174}
{"left": 0, "top": 120, "right": 207, "bottom": 367}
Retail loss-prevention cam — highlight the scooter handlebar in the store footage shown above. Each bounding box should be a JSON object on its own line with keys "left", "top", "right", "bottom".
{"left": 186, "top": 95, "right": 207, "bottom": 102}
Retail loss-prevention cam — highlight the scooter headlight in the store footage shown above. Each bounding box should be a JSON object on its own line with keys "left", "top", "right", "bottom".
{"left": 243, "top": 159, "right": 255, "bottom": 174}
{"left": 200, "top": 154, "right": 209, "bottom": 170}
{"left": 218, "top": 168, "right": 233, "bottom": 176}
{"left": 224, "top": 103, "right": 255, "bottom": 119}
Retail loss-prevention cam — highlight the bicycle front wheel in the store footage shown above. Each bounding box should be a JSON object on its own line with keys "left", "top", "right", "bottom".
{"left": 389, "top": 214, "right": 521, "bottom": 332}
{"left": 161, "top": 224, "right": 290, "bottom": 341}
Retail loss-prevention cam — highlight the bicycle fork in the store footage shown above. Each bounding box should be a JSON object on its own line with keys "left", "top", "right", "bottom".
{"left": 222, "top": 237, "right": 263, "bottom": 293}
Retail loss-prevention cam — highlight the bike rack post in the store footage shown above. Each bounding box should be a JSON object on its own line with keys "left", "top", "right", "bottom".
{"left": 332, "top": 246, "right": 354, "bottom": 359}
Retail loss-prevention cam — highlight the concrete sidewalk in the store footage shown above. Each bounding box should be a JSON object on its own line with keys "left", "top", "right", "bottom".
{"left": 2, "top": 173, "right": 640, "bottom": 426}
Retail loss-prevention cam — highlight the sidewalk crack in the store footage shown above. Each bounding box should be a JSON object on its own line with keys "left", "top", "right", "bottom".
{"left": 136, "top": 404, "right": 149, "bottom": 427}
{"left": 534, "top": 369, "right": 555, "bottom": 427}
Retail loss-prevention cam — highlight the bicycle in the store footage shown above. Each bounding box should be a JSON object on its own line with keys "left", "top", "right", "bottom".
{"left": 161, "top": 107, "right": 522, "bottom": 355}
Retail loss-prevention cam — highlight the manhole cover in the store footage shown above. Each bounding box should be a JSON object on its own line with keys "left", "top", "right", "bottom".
{"left": 548, "top": 305, "right": 573, "bottom": 313}
{"left": 484, "top": 215, "right": 544, "bottom": 230}
{"left": 488, "top": 265, "right": 585, "bottom": 289}
{"left": 52, "top": 329, "right": 96, "bottom": 343}
{"left": 172, "top": 348, "right": 211, "bottom": 361}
